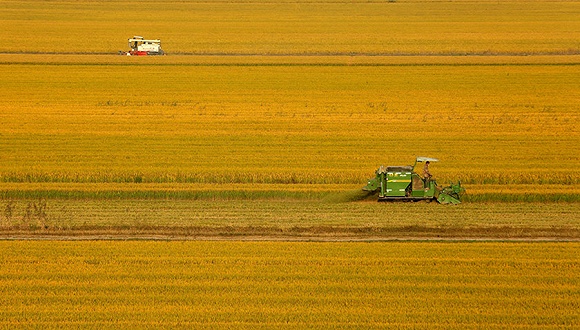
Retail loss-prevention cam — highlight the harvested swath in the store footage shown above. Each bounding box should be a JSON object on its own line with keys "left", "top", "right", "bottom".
{"left": 1, "top": 199, "right": 579, "bottom": 240}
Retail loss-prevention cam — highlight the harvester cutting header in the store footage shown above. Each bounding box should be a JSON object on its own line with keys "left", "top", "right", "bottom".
{"left": 363, "top": 157, "right": 465, "bottom": 204}
{"left": 120, "top": 36, "right": 164, "bottom": 56}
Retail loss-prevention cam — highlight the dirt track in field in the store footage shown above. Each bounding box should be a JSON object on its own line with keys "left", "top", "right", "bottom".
{"left": 3, "top": 225, "right": 580, "bottom": 242}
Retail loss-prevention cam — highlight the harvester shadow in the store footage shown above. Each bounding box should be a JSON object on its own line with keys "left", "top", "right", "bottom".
{"left": 321, "top": 190, "right": 376, "bottom": 203}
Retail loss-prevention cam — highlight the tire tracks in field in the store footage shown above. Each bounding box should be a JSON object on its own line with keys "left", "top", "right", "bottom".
{"left": 2, "top": 224, "right": 579, "bottom": 242}
{"left": 2, "top": 51, "right": 580, "bottom": 56}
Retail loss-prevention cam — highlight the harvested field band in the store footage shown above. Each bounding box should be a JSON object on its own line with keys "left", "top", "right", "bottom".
{"left": 1, "top": 199, "right": 579, "bottom": 240}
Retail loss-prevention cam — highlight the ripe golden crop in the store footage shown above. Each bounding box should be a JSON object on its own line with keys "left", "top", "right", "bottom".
{"left": 1, "top": 1, "right": 579, "bottom": 205}
{"left": 1, "top": 0, "right": 578, "bottom": 193}
{"left": 0, "top": 2, "right": 578, "bottom": 328}
{"left": 0, "top": 56, "right": 578, "bottom": 187}
{"left": 1, "top": 241, "right": 578, "bottom": 328}
{"left": 1, "top": 0, "right": 578, "bottom": 55}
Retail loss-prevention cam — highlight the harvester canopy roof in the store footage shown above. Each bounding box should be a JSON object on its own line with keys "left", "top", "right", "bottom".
{"left": 416, "top": 157, "right": 439, "bottom": 163}
{"left": 128, "top": 38, "right": 161, "bottom": 43}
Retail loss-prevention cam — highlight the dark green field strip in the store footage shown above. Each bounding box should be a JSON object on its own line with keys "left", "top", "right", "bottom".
{"left": 1, "top": 188, "right": 580, "bottom": 202}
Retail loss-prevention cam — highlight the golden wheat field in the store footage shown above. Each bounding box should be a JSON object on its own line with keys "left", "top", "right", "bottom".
{"left": 1, "top": 241, "right": 579, "bottom": 329}
{"left": 1, "top": 0, "right": 580, "bottom": 327}
{"left": 1, "top": 0, "right": 579, "bottom": 55}
{"left": 1, "top": 0, "right": 579, "bottom": 193}
{"left": 1, "top": 56, "right": 578, "bottom": 186}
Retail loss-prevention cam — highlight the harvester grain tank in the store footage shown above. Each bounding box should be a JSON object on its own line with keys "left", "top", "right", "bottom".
{"left": 363, "top": 157, "right": 465, "bottom": 204}
{"left": 122, "top": 36, "right": 164, "bottom": 56}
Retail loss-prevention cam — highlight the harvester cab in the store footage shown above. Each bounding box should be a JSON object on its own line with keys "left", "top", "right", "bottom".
{"left": 122, "top": 36, "right": 164, "bottom": 56}
{"left": 363, "top": 157, "right": 465, "bottom": 204}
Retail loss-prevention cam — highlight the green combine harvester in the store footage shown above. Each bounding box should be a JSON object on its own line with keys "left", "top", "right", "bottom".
{"left": 363, "top": 157, "right": 465, "bottom": 204}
